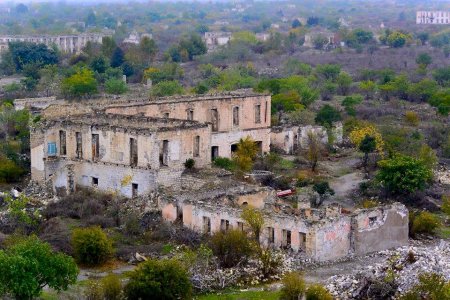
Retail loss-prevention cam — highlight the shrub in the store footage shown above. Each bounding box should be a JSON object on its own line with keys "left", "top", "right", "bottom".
{"left": 442, "top": 195, "right": 450, "bottom": 216}
{"left": 404, "top": 111, "right": 419, "bottom": 126}
{"left": 411, "top": 211, "right": 440, "bottom": 235}
{"left": 213, "top": 157, "right": 235, "bottom": 171}
{"left": 377, "top": 154, "right": 433, "bottom": 195}
{"left": 101, "top": 274, "right": 123, "bottom": 300}
{"left": 184, "top": 158, "right": 195, "bottom": 169}
{"left": 280, "top": 272, "right": 306, "bottom": 300}
{"left": 258, "top": 248, "right": 283, "bottom": 278}
{"left": 209, "top": 229, "right": 255, "bottom": 268}
{"left": 85, "top": 280, "right": 104, "bottom": 300}
{"left": 71, "top": 226, "right": 114, "bottom": 266}
{"left": 400, "top": 272, "right": 450, "bottom": 300}
{"left": 306, "top": 284, "right": 333, "bottom": 300}
{"left": 124, "top": 259, "right": 192, "bottom": 300}
{"left": 104, "top": 78, "right": 128, "bottom": 95}
{"left": 151, "top": 80, "right": 184, "bottom": 97}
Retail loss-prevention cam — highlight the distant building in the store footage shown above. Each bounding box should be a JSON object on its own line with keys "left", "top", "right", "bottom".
{"left": 416, "top": 11, "right": 450, "bottom": 24}
{"left": 204, "top": 32, "right": 232, "bottom": 51}
{"left": 0, "top": 33, "right": 109, "bottom": 54}
{"left": 123, "top": 31, "right": 153, "bottom": 45}
{"left": 256, "top": 33, "right": 270, "bottom": 42}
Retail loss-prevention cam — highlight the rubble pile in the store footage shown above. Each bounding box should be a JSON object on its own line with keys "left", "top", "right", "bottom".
{"left": 326, "top": 240, "right": 450, "bottom": 299}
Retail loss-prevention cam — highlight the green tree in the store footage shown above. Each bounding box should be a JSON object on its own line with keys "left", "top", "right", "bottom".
{"left": 377, "top": 154, "right": 433, "bottom": 195}
{"left": 359, "top": 80, "right": 377, "bottom": 99}
{"left": 315, "top": 104, "right": 342, "bottom": 127}
{"left": 416, "top": 32, "right": 429, "bottom": 45}
{"left": 8, "top": 42, "right": 58, "bottom": 71}
{"left": 292, "top": 19, "right": 302, "bottom": 28}
{"left": 139, "top": 36, "right": 158, "bottom": 64}
{"left": 151, "top": 80, "right": 184, "bottom": 97}
{"left": 312, "top": 35, "right": 328, "bottom": 50}
{"left": 316, "top": 64, "right": 341, "bottom": 81}
{"left": 38, "top": 64, "right": 60, "bottom": 96}
{"left": 105, "top": 78, "right": 128, "bottom": 95}
{"left": 336, "top": 72, "right": 352, "bottom": 95}
{"left": 432, "top": 67, "right": 450, "bottom": 86}
{"left": 416, "top": 53, "right": 432, "bottom": 68}
{"left": 90, "top": 56, "right": 109, "bottom": 74}
{"left": 110, "top": 47, "right": 125, "bottom": 68}
{"left": 124, "top": 259, "right": 192, "bottom": 300}
{"left": 62, "top": 67, "right": 98, "bottom": 98}
{"left": 342, "top": 94, "right": 363, "bottom": 116}
{"left": 0, "top": 236, "right": 78, "bottom": 300}
{"left": 359, "top": 134, "right": 376, "bottom": 173}
{"left": 387, "top": 31, "right": 409, "bottom": 48}
{"left": 101, "top": 37, "right": 117, "bottom": 58}
{"left": 241, "top": 206, "right": 264, "bottom": 244}
{"left": 71, "top": 226, "right": 114, "bottom": 266}
{"left": 312, "top": 181, "right": 335, "bottom": 207}
{"left": 400, "top": 273, "right": 450, "bottom": 300}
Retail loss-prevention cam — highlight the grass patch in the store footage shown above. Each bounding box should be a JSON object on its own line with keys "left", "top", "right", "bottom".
{"left": 279, "top": 158, "right": 295, "bottom": 170}
{"left": 438, "top": 226, "right": 450, "bottom": 239}
{"left": 196, "top": 289, "right": 280, "bottom": 300}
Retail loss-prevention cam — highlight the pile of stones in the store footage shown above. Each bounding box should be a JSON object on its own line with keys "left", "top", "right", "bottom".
{"left": 326, "top": 240, "right": 450, "bottom": 299}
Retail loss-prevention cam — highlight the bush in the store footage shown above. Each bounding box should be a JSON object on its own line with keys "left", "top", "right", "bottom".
{"left": 213, "top": 157, "right": 235, "bottom": 171}
{"left": 101, "top": 274, "right": 123, "bottom": 300}
{"left": 209, "top": 229, "right": 255, "bottom": 268}
{"left": 411, "top": 211, "right": 440, "bottom": 236}
{"left": 184, "top": 158, "right": 195, "bottom": 169}
{"left": 404, "top": 111, "right": 419, "bottom": 126}
{"left": 306, "top": 284, "right": 333, "bottom": 300}
{"left": 104, "top": 78, "right": 128, "bottom": 95}
{"left": 124, "top": 259, "right": 192, "bottom": 300}
{"left": 376, "top": 154, "right": 433, "bottom": 195}
{"left": 71, "top": 226, "right": 114, "bottom": 266}
{"left": 280, "top": 272, "right": 306, "bottom": 300}
{"left": 442, "top": 195, "right": 450, "bottom": 216}
{"left": 151, "top": 80, "right": 184, "bottom": 97}
{"left": 400, "top": 272, "right": 450, "bottom": 300}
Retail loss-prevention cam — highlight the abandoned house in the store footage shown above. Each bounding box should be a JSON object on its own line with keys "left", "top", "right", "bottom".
{"left": 160, "top": 177, "right": 409, "bottom": 261}
{"left": 30, "top": 92, "right": 271, "bottom": 196}
{"left": 271, "top": 123, "right": 343, "bottom": 155}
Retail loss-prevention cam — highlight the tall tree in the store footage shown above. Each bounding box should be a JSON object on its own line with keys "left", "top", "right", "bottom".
{"left": 110, "top": 47, "right": 125, "bottom": 68}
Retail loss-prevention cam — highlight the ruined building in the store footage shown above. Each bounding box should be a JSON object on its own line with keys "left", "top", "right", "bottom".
{"left": 416, "top": 11, "right": 450, "bottom": 24}
{"left": 0, "top": 33, "right": 107, "bottom": 54}
{"left": 160, "top": 175, "right": 408, "bottom": 261}
{"left": 31, "top": 92, "right": 271, "bottom": 197}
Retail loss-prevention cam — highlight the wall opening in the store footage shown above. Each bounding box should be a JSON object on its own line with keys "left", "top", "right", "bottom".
{"left": 255, "top": 141, "right": 263, "bottom": 155}
{"left": 160, "top": 140, "right": 169, "bottom": 166}
{"left": 193, "top": 136, "right": 200, "bottom": 157}
{"left": 92, "top": 134, "right": 99, "bottom": 160}
{"left": 231, "top": 144, "right": 238, "bottom": 153}
{"left": 92, "top": 177, "right": 99, "bottom": 186}
{"left": 132, "top": 183, "right": 138, "bottom": 198}
{"left": 163, "top": 112, "right": 169, "bottom": 118}
{"left": 187, "top": 109, "right": 194, "bottom": 121}
{"left": 369, "top": 216, "right": 377, "bottom": 226}
{"left": 211, "top": 146, "right": 219, "bottom": 161}
{"left": 232, "top": 106, "right": 239, "bottom": 126}
{"left": 237, "top": 221, "right": 244, "bottom": 232}
{"left": 255, "top": 104, "right": 261, "bottom": 124}
{"left": 264, "top": 101, "right": 268, "bottom": 123}
{"left": 130, "top": 138, "right": 138, "bottom": 167}
{"left": 59, "top": 130, "right": 66, "bottom": 155}
{"left": 282, "top": 229, "right": 291, "bottom": 248}
{"left": 203, "top": 216, "right": 211, "bottom": 234}
{"left": 76, "top": 132, "right": 83, "bottom": 159}
{"left": 299, "top": 232, "right": 306, "bottom": 251}
{"left": 267, "top": 227, "right": 275, "bottom": 244}
{"left": 220, "top": 219, "right": 230, "bottom": 232}
{"left": 211, "top": 109, "right": 219, "bottom": 132}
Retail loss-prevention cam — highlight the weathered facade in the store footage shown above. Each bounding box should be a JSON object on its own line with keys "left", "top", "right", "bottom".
{"left": 31, "top": 113, "right": 211, "bottom": 197}
{"left": 416, "top": 11, "right": 450, "bottom": 24}
{"left": 161, "top": 184, "right": 408, "bottom": 261}
{"left": 271, "top": 123, "right": 343, "bottom": 154}
{"left": 31, "top": 92, "right": 271, "bottom": 196}
{"left": 105, "top": 92, "right": 272, "bottom": 160}
{"left": 204, "top": 32, "right": 232, "bottom": 51}
{"left": 0, "top": 33, "right": 107, "bottom": 53}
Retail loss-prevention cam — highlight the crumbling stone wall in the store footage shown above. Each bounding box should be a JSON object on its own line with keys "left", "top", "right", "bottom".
{"left": 105, "top": 93, "right": 271, "bottom": 158}
{"left": 14, "top": 97, "right": 66, "bottom": 111}
{"left": 165, "top": 199, "right": 408, "bottom": 261}
{"left": 271, "top": 122, "right": 343, "bottom": 154}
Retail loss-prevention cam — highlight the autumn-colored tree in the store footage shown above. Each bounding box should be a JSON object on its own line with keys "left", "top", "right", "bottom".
{"left": 233, "top": 136, "right": 259, "bottom": 172}
{"left": 306, "top": 131, "right": 322, "bottom": 172}
{"left": 349, "top": 125, "right": 384, "bottom": 155}
{"left": 241, "top": 206, "right": 264, "bottom": 244}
